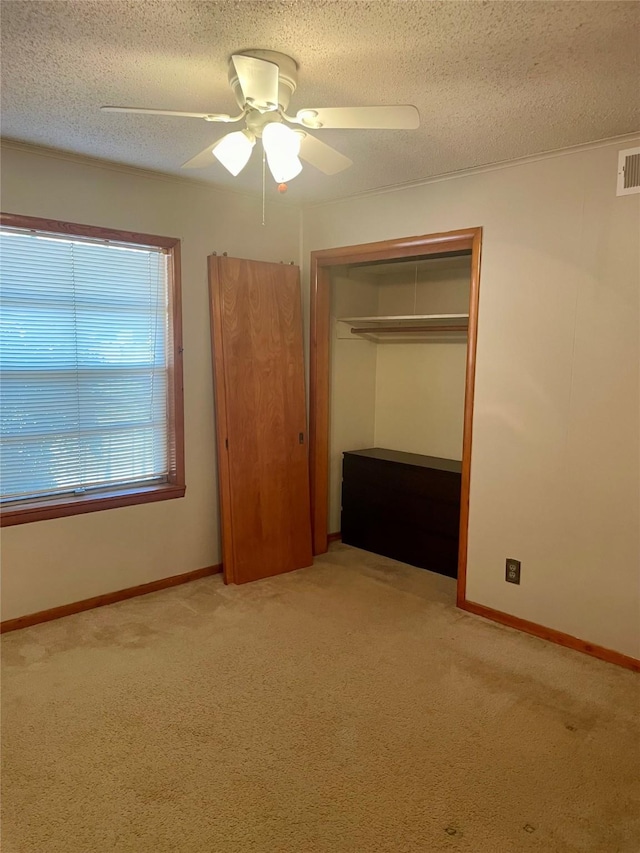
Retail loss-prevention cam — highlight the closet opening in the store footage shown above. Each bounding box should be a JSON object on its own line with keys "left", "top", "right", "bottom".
{"left": 309, "top": 228, "right": 481, "bottom": 606}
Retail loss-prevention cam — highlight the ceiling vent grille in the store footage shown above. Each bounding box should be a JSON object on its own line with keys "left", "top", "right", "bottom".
{"left": 617, "top": 147, "right": 640, "bottom": 196}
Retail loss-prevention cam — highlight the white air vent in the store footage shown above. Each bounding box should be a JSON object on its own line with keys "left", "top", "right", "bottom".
{"left": 617, "top": 147, "right": 640, "bottom": 196}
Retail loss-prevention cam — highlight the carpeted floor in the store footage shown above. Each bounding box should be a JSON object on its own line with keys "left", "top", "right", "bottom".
{"left": 1, "top": 544, "right": 639, "bottom": 853}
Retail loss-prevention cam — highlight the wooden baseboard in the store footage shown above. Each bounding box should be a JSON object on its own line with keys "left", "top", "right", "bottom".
{"left": 460, "top": 599, "right": 640, "bottom": 673}
{"left": 327, "top": 531, "right": 342, "bottom": 544}
{"left": 0, "top": 564, "right": 222, "bottom": 634}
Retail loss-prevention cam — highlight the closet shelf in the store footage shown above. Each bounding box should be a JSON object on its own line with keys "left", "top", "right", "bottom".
{"left": 338, "top": 314, "right": 469, "bottom": 338}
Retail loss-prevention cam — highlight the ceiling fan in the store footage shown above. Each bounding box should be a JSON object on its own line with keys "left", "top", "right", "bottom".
{"left": 101, "top": 50, "right": 420, "bottom": 185}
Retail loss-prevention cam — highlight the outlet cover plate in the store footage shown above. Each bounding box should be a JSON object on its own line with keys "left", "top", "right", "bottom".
{"left": 506, "top": 558, "right": 521, "bottom": 584}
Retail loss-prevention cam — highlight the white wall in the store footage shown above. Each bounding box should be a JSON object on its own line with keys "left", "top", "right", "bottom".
{"left": 0, "top": 143, "right": 301, "bottom": 620}
{"left": 373, "top": 259, "right": 469, "bottom": 460}
{"left": 4, "top": 138, "right": 639, "bottom": 661}
{"left": 376, "top": 258, "right": 470, "bottom": 316}
{"left": 374, "top": 342, "right": 467, "bottom": 459}
{"left": 328, "top": 273, "right": 377, "bottom": 533}
{"left": 303, "top": 139, "right": 640, "bottom": 658}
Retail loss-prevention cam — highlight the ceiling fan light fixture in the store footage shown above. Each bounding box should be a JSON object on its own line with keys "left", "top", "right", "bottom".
{"left": 212, "top": 129, "right": 255, "bottom": 175}
{"left": 268, "top": 153, "right": 303, "bottom": 183}
{"left": 262, "top": 122, "right": 303, "bottom": 183}
{"left": 104, "top": 52, "right": 419, "bottom": 180}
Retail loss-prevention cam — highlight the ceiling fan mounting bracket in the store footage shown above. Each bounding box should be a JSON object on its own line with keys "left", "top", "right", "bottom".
{"left": 228, "top": 50, "right": 298, "bottom": 112}
{"left": 245, "top": 109, "right": 284, "bottom": 137}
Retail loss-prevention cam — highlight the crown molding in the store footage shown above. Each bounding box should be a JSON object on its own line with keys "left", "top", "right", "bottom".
{"left": 4, "top": 131, "right": 639, "bottom": 212}
{"left": 304, "top": 131, "right": 640, "bottom": 209}
{"left": 0, "top": 138, "right": 300, "bottom": 209}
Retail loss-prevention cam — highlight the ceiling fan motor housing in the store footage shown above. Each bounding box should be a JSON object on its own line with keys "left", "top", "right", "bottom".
{"left": 228, "top": 49, "right": 298, "bottom": 112}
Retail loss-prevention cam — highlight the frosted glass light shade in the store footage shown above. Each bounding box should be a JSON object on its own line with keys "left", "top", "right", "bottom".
{"left": 212, "top": 130, "right": 255, "bottom": 176}
{"left": 262, "top": 122, "right": 303, "bottom": 183}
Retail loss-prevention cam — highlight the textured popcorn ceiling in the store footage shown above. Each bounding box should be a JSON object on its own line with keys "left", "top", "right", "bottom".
{"left": 1, "top": 1, "right": 639, "bottom": 202}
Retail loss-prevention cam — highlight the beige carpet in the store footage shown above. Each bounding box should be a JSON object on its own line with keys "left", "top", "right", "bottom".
{"left": 2, "top": 544, "right": 639, "bottom": 853}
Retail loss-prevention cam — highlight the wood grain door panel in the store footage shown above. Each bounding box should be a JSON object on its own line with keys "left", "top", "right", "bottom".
{"left": 209, "top": 257, "right": 313, "bottom": 584}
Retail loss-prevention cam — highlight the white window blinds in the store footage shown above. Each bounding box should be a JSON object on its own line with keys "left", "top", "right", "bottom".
{"left": 0, "top": 228, "right": 170, "bottom": 504}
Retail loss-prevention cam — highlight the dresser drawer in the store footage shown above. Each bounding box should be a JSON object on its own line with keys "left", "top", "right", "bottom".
{"left": 342, "top": 481, "right": 460, "bottom": 539}
{"left": 341, "top": 448, "right": 461, "bottom": 579}
{"left": 342, "top": 452, "right": 461, "bottom": 504}
{"left": 341, "top": 516, "right": 459, "bottom": 578}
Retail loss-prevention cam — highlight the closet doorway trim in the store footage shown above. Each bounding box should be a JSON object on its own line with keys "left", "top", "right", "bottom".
{"left": 308, "top": 227, "right": 482, "bottom": 607}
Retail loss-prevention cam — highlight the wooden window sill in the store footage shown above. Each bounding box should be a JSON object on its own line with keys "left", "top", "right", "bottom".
{"left": 0, "top": 483, "right": 186, "bottom": 527}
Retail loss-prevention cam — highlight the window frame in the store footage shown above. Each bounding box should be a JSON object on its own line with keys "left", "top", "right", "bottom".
{"left": 0, "top": 212, "right": 185, "bottom": 527}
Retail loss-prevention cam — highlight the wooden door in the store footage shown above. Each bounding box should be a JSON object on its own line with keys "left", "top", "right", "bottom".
{"left": 209, "top": 256, "right": 313, "bottom": 584}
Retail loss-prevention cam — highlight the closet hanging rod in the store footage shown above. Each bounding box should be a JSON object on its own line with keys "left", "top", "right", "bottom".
{"left": 350, "top": 325, "right": 468, "bottom": 335}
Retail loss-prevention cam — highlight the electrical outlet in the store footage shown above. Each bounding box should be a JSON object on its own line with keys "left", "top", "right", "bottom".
{"left": 506, "top": 558, "right": 521, "bottom": 585}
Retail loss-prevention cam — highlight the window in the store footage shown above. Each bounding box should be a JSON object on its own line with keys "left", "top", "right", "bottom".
{"left": 0, "top": 213, "right": 184, "bottom": 526}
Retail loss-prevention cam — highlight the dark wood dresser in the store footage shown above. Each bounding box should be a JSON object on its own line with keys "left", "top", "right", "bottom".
{"left": 341, "top": 448, "right": 462, "bottom": 578}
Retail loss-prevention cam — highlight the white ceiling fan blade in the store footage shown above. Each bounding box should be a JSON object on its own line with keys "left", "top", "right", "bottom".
{"left": 231, "top": 55, "right": 279, "bottom": 112}
{"left": 101, "top": 106, "right": 241, "bottom": 122}
{"left": 181, "top": 141, "right": 221, "bottom": 169}
{"left": 296, "top": 131, "right": 352, "bottom": 175}
{"left": 292, "top": 105, "right": 420, "bottom": 130}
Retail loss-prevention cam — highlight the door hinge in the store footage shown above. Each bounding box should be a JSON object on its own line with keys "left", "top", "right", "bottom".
{"left": 299, "top": 432, "right": 304, "bottom": 444}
